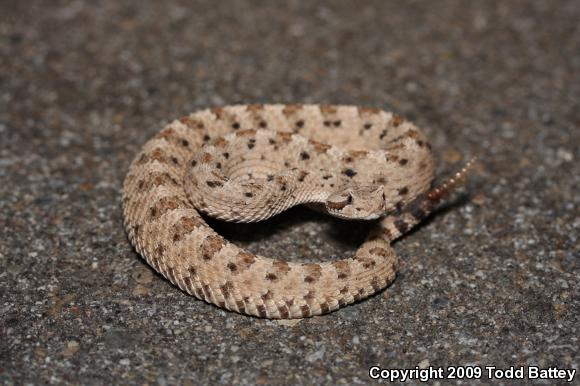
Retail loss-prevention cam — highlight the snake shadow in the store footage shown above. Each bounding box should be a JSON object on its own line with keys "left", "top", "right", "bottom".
{"left": 203, "top": 192, "right": 471, "bottom": 252}
{"left": 204, "top": 206, "right": 373, "bottom": 251}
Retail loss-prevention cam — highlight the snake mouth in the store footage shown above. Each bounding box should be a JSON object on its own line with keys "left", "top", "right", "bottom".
{"left": 326, "top": 199, "right": 350, "bottom": 210}
{"left": 326, "top": 209, "right": 383, "bottom": 221}
{"left": 354, "top": 213, "right": 383, "bottom": 221}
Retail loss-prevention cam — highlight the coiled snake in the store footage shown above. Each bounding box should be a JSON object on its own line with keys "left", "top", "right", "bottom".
{"left": 122, "top": 104, "right": 473, "bottom": 318}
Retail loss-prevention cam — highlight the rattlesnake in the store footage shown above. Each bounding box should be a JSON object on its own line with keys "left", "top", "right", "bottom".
{"left": 122, "top": 104, "right": 473, "bottom": 319}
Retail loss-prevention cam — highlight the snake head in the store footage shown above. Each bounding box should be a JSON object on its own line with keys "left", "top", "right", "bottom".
{"left": 325, "top": 185, "right": 386, "bottom": 220}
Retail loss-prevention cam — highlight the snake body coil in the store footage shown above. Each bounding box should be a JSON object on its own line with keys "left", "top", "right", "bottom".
{"left": 122, "top": 104, "right": 472, "bottom": 318}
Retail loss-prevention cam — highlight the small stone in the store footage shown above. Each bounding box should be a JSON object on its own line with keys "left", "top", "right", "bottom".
{"left": 78, "top": 182, "right": 94, "bottom": 191}
{"left": 261, "top": 359, "right": 274, "bottom": 368}
{"left": 556, "top": 148, "right": 573, "bottom": 162}
{"left": 306, "top": 347, "right": 326, "bottom": 362}
{"left": 553, "top": 303, "right": 567, "bottom": 318}
{"left": 238, "top": 327, "right": 252, "bottom": 339}
{"left": 120, "top": 358, "right": 130, "bottom": 366}
{"left": 276, "top": 319, "right": 302, "bottom": 327}
{"left": 132, "top": 284, "right": 149, "bottom": 296}
{"left": 471, "top": 192, "right": 486, "bottom": 206}
{"left": 61, "top": 341, "right": 79, "bottom": 357}
{"left": 47, "top": 293, "right": 76, "bottom": 317}
{"left": 443, "top": 148, "right": 462, "bottom": 163}
{"left": 432, "top": 297, "right": 449, "bottom": 309}
{"left": 132, "top": 266, "right": 153, "bottom": 284}
{"left": 34, "top": 347, "right": 46, "bottom": 359}
{"left": 255, "top": 376, "right": 271, "bottom": 385}
{"left": 418, "top": 359, "right": 430, "bottom": 369}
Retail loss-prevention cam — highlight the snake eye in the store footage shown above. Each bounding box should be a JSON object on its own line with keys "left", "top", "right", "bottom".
{"left": 326, "top": 193, "right": 352, "bottom": 210}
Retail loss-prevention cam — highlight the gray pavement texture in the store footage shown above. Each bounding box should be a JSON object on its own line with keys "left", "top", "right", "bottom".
{"left": 1, "top": 1, "right": 579, "bottom": 385}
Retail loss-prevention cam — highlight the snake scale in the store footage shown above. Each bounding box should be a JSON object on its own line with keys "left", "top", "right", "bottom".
{"left": 122, "top": 104, "right": 473, "bottom": 319}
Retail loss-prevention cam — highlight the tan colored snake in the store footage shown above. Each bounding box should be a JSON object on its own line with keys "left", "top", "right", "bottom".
{"left": 122, "top": 104, "right": 473, "bottom": 318}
